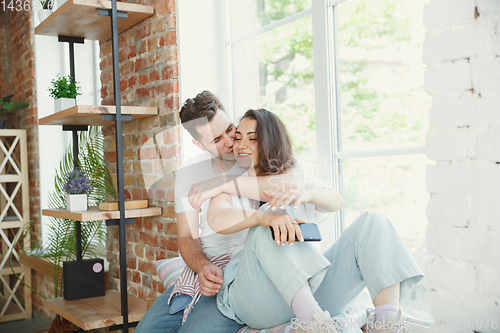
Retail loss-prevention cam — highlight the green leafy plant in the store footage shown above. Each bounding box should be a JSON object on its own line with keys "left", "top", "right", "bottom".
{"left": 48, "top": 75, "right": 82, "bottom": 100}
{"left": 10, "top": 126, "right": 116, "bottom": 300}
{"left": 0, "top": 95, "right": 29, "bottom": 117}
{"left": 40, "top": 0, "right": 54, "bottom": 10}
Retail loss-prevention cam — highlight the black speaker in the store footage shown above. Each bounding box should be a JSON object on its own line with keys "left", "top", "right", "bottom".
{"left": 63, "top": 258, "right": 105, "bottom": 301}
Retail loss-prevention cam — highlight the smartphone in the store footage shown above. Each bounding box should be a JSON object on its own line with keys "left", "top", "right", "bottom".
{"left": 270, "top": 223, "right": 322, "bottom": 242}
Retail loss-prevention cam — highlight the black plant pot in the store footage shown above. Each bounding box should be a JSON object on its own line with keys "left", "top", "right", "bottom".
{"left": 0, "top": 120, "right": 5, "bottom": 129}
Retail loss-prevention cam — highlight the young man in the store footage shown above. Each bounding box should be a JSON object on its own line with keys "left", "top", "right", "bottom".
{"left": 135, "top": 91, "right": 302, "bottom": 333}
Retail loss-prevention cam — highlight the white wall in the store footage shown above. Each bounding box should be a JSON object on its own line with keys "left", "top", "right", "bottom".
{"left": 423, "top": 0, "right": 500, "bottom": 331}
{"left": 177, "top": 0, "right": 228, "bottom": 161}
{"left": 33, "top": 14, "right": 100, "bottom": 240}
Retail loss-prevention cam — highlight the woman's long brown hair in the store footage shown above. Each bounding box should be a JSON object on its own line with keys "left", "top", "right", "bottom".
{"left": 240, "top": 109, "right": 296, "bottom": 176}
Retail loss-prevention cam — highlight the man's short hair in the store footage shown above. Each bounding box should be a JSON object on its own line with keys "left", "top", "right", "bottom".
{"left": 179, "top": 90, "right": 226, "bottom": 141}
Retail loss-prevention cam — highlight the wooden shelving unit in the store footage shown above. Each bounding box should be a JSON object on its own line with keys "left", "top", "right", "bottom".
{"left": 35, "top": 0, "right": 154, "bottom": 41}
{"left": 36, "top": 0, "right": 157, "bottom": 331}
{"left": 39, "top": 105, "right": 158, "bottom": 126}
{"left": 0, "top": 130, "right": 32, "bottom": 323}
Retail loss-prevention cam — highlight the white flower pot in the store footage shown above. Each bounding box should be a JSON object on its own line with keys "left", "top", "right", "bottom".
{"left": 37, "top": 10, "right": 53, "bottom": 22}
{"left": 66, "top": 194, "right": 87, "bottom": 212}
{"left": 54, "top": 98, "right": 76, "bottom": 113}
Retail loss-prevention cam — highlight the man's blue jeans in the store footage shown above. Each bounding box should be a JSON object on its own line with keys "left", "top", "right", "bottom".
{"left": 134, "top": 284, "right": 245, "bottom": 333}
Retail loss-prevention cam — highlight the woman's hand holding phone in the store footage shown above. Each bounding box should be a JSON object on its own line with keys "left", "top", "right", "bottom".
{"left": 255, "top": 209, "right": 305, "bottom": 246}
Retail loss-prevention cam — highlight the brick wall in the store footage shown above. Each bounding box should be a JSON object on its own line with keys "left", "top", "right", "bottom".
{"left": 0, "top": 10, "right": 46, "bottom": 316}
{"left": 423, "top": 0, "right": 500, "bottom": 331}
{"left": 100, "top": 0, "right": 181, "bottom": 301}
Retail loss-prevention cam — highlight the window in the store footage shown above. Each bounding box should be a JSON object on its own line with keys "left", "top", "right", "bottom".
{"left": 225, "top": 0, "right": 432, "bottom": 321}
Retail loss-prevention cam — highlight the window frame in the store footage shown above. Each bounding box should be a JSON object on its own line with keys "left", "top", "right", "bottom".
{"left": 223, "top": 0, "right": 427, "bottom": 241}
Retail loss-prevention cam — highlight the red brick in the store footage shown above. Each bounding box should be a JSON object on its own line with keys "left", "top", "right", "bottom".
{"left": 156, "top": 249, "right": 167, "bottom": 261}
{"left": 127, "top": 257, "right": 137, "bottom": 269}
{"left": 164, "top": 95, "right": 179, "bottom": 110}
{"left": 139, "top": 39, "right": 148, "bottom": 54}
{"left": 144, "top": 219, "right": 153, "bottom": 231}
{"left": 119, "top": 48, "right": 128, "bottom": 63}
{"left": 135, "top": 57, "right": 148, "bottom": 71}
{"left": 136, "top": 87, "right": 152, "bottom": 99}
{"left": 129, "top": 285, "right": 138, "bottom": 297}
{"left": 150, "top": 69, "right": 160, "bottom": 82}
{"left": 142, "top": 134, "right": 150, "bottom": 144}
{"left": 154, "top": 189, "right": 165, "bottom": 201}
{"left": 104, "top": 151, "right": 116, "bottom": 163}
{"left": 132, "top": 271, "right": 141, "bottom": 284}
{"left": 102, "top": 69, "right": 113, "bottom": 83}
{"left": 120, "top": 79, "right": 127, "bottom": 91}
{"left": 101, "top": 85, "right": 108, "bottom": 98}
{"left": 159, "top": 145, "right": 180, "bottom": 159}
{"left": 118, "top": 34, "right": 130, "bottom": 49}
{"left": 153, "top": 280, "right": 165, "bottom": 293}
{"left": 128, "top": 74, "right": 139, "bottom": 89}
{"left": 124, "top": 189, "right": 132, "bottom": 200}
{"left": 162, "top": 126, "right": 180, "bottom": 144}
{"left": 135, "top": 24, "right": 151, "bottom": 40}
{"left": 166, "top": 237, "right": 178, "bottom": 252}
{"left": 138, "top": 286, "right": 147, "bottom": 300}
{"left": 156, "top": 0, "right": 175, "bottom": 15}
{"left": 145, "top": 247, "right": 155, "bottom": 261}
{"left": 138, "top": 147, "right": 157, "bottom": 160}
{"left": 128, "top": 45, "right": 137, "bottom": 59}
{"left": 120, "top": 61, "right": 135, "bottom": 76}
{"left": 161, "top": 64, "right": 178, "bottom": 80}
{"left": 139, "top": 73, "right": 149, "bottom": 85}
{"left": 138, "top": 260, "right": 157, "bottom": 275}
{"left": 156, "top": 221, "right": 165, "bottom": 232}
{"left": 162, "top": 205, "right": 176, "bottom": 219}
{"left": 100, "top": 42, "right": 112, "bottom": 56}
{"left": 132, "top": 188, "right": 142, "bottom": 200}
{"left": 140, "top": 232, "right": 159, "bottom": 247}
{"left": 158, "top": 81, "right": 178, "bottom": 95}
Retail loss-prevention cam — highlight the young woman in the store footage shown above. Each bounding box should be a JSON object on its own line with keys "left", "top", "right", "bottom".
{"left": 207, "top": 109, "right": 423, "bottom": 333}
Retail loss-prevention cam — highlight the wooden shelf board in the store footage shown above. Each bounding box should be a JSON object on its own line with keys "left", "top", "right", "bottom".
{"left": 39, "top": 105, "right": 158, "bottom": 126}
{"left": 44, "top": 290, "right": 146, "bottom": 330}
{"left": 34, "top": 0, "right": 154, "bottom": 41}
{"left": 42, "top": 206, "right": 161, "bottom": 222}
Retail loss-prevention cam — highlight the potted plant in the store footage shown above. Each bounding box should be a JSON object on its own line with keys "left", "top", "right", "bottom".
{"left": 9, "top": 126, "right": 115, "bottom": 332}
{"left": 0, "top": 95, "right": 29, "bottom": 129}
{"left": 38, "top": 0, "right": 54, "bottom": 22}
{"left": 48, "top": 74, "right": 82, "bottom": 113}
{"left": 63, "top": 169, "right": 92, "bottom": 211}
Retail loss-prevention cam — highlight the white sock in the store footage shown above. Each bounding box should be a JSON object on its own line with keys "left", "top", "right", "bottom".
{"left": 374, "top": 304, "right": 399, "bottom": 323}
{"left": 291, "top": 285, "right": 322, "bottom": 324}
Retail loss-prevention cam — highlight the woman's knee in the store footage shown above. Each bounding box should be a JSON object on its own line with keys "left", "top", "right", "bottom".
{"left": 352, "top": 210, "right": 394, "bottom": 232}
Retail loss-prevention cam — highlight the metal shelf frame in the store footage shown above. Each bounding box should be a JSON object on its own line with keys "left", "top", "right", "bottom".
{"left": 50, "top": 2, "right": 136, "bottom": 331}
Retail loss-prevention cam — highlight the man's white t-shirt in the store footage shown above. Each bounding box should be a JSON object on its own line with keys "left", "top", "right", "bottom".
{"left": 174, "top": 151, "right": 247, "bottom": 258}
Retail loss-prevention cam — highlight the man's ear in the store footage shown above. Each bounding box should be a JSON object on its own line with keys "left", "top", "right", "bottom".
{"left": 192, "top": 139, "right": 207, "bottom": 151}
